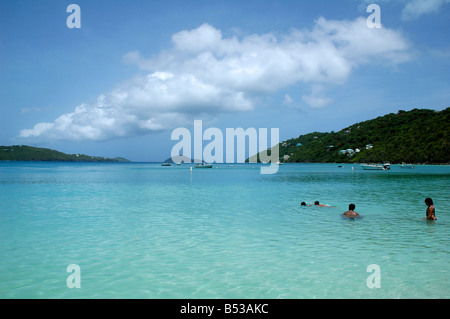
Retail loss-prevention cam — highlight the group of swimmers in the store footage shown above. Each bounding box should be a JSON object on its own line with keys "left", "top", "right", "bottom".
{"left": 301, "top": 201, "right": 359, "bottom": 218}
{"left": 300, "top": 201, "right": 331, "bottom": 207}
{"left": 301, "top": 198, "right": 437, "bottom": 220}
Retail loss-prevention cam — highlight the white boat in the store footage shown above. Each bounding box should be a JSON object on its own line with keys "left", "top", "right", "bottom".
{"left": 400, "top": 163, "right": 415, "bottom": 169}
{"left": 194, "top": 163, "right": 214, "bottom": 168}
{"left": 361, "top": 163, "right": 390, "bottom": 170}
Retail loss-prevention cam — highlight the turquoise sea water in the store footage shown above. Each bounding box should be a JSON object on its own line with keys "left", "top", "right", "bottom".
{"left": 0, "top": 162, "right": 448, "bottom": 299}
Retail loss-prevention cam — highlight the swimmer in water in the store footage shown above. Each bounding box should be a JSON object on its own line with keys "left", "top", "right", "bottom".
{"left": 301, "top": 202, "right": 311, "bottom": 206}
{"left": 314, "top": 201, "right": 325, "bottom": 207}
{"left": 342, "top": 203, "right": 360, "bottom": 218}
{"left": 425, "top": 198, "right": 437, "bottom": 220}
{"left": 314, "top": 201, "right": 334, "bottom": 207}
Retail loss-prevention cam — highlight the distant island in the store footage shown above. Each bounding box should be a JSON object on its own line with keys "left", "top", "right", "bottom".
{"left": 250, "top": 107, "right": 450, "bottom": 164}
{"left": 0, "top": 145, "right": 130, "bottom": 162}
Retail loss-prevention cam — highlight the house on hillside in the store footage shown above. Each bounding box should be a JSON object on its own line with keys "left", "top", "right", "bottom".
{"left": 339, "top": 149, "right": 355, "bottom": 157}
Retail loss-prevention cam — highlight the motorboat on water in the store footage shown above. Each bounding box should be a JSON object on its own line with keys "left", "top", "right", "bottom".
{"left": 194, "top": 163, "right": 214, "bottom": 168}
{"left": 400, "top": 163, "right": 415, "bottom": 169}
{"left": 361, "top": 163, "right": 390, "bottom": 170}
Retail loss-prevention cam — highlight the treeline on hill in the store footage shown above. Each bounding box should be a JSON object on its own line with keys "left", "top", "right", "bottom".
{"left": 0, "top": 145, "right": 130, "bottom": 162}
{"left": 254, "top": 108, "right": 450, "bottom": 164}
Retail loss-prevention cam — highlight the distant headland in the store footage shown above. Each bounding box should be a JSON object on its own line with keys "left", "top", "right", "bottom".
{"left": 250, "top": 107, "right": 449, "bottom": 164}
{"left": 0, "top": 145, "right": 130, "bottom": 162}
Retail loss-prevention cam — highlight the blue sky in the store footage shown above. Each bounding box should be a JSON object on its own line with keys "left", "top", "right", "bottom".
{"left": 1, "top": 0, "right": 449, "bottom": 161}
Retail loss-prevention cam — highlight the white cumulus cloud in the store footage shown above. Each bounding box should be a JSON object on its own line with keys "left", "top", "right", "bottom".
{"left": 21, "top": 17, "right": 411, "bottom": 142}
{"left": 402, "top": 0, "right": 450, "bottom": 20}
{"left": 302, "top": 85, "right": 334, "bottom": 109}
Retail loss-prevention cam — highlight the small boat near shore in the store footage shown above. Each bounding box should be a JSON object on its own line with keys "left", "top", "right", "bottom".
{"left": 194, "top": 163, "right": 214, "bottom": 168}
{"left": 400, "top": 163, "right": 415, "bottom": 169}
{"left": 361, "top": 163, "right": 390, "bottom": 170}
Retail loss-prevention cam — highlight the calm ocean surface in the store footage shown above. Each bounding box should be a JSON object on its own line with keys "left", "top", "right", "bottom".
{"left": 0, "top": 162, "right": 448, "bottom": 298}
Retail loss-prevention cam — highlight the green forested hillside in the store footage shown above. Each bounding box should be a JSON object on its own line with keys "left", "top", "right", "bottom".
{"left": 0, "top": 145, "right": 130, "bottom": 162}
{"left": 256, "top": 108, "right": 450, "bottom": 164}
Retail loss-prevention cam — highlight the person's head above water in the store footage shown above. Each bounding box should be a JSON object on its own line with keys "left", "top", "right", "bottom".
{"left": 314, "top": 201, "right": 319, "bottom": 205}
{"left": 343, "top": 203, "right": 360, "bottom": 218}
{"left": 425, "top": 198, "right": 433, "bottom": 206}
{"left": 301, "top": 202, "right": 307, "bottom": 206}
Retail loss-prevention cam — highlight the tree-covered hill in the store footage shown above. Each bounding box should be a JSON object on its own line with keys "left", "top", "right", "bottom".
{"left": 253, "top": 107, "right": 450, "bottom": 164}
{"left": 0, "top": 145, "right": 130, "bottom": 162}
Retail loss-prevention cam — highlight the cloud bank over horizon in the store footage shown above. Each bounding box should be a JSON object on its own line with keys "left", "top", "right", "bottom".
{"left": 20, "top": 16, "right": 411, "bottom": 142}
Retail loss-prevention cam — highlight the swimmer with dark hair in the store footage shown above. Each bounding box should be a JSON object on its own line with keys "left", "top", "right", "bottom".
{"left": 342, "top": 203, "right": 360, "bottom": 218}
{"left": 301, "top": 202, "right": 311, "bottom": 206}
{"left": 425, "top": 198, "right": 437, "bottom": 220}
{"left": 314, "top": 201, "right": 325, "bottom": 207}
{"left": 314, "top": 201, "right": 334, "bottom": 207}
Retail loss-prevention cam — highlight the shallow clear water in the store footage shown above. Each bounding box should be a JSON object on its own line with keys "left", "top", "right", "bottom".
{"left": 0, "top": 162, "right": 448, "bottom": 298}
